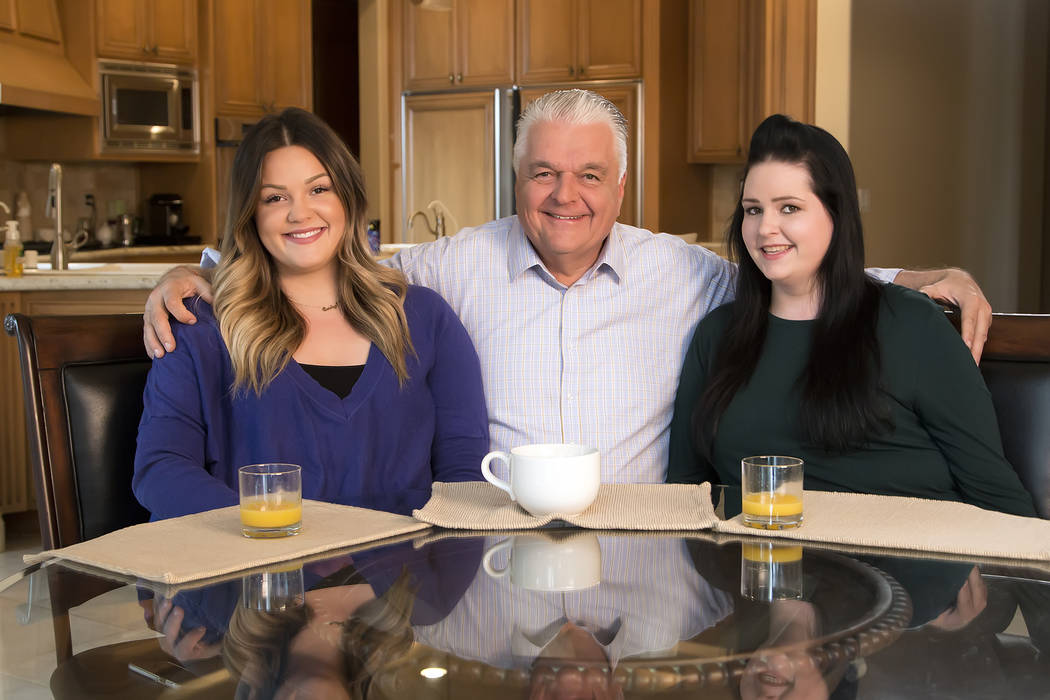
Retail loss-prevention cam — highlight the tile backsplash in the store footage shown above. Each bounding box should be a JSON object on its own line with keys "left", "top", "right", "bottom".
{"left": 0, "top": 159, "right": 138, "bottom": 241}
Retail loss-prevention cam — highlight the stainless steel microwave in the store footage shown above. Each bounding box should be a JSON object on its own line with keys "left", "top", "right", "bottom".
{"left": 99, "top": 60, "right": 199, "bottom": 154}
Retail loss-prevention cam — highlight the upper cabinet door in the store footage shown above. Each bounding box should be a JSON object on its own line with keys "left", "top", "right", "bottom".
{"left": 517, "top": 0, "right": 642, "bottom": 85}
{"left": 15, "top": 0, "right": 62, "bottom": 43}
{"left": 215, "top": 0, "right": 311, "bottom": 117}
{"left": 403, "top": 1, "right": 456, "bottom": 90}
{"left": 149, "top": 0, "right": 197, "bottom": 63}
{"left": 97, "top": 0, "right": 196, "bottom": 62}
{"left": 260, "top": 0, "right": 312, "bottom": 112}
{"left": 214, "top": 0, "right": 264, "bottom": 116}
{"left": 516, "top": 0, "right": 576, "bottom": 84}
{"left": 403, "top": 0, "right": 514, "bottom": 90}
{"left": 577, "top": 0, "right": 641, "bottom": 80}
{"left": 687, "top": 0, "right": 748, "bottom": 162}
{"left": 96, "top": 0, "right": 148, "bottom": 57}
{"left": 687, "top": 0, "right": 815, "bottom": 163}
{"left": 456, "top": 0, "right": 514, "bottom": 87}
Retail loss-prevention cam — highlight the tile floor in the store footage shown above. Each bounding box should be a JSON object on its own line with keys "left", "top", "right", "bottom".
{"left": 0, "top": 526, "right": 160, "bottom": 698}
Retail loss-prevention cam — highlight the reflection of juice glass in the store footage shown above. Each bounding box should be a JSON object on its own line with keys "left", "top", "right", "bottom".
{"left": 740, "top": 543, "right": 804, "bottom": 601}
{"left": 741, "top": 456, "right": 804, "bottom": 529}
{"left": 239, "top": 463, "right": 302, "bottom": 538}
{"left": 242, "top": 565, "right": 305, "bottom": 611}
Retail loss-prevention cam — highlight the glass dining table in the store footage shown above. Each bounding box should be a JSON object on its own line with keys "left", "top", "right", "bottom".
{"left": 1, "top": 529, "right": 1048, "bottom": 699}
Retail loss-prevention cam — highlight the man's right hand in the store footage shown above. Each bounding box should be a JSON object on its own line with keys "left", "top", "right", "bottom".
{"left": 144, "top": 265, "right": 214, "bottom": 358}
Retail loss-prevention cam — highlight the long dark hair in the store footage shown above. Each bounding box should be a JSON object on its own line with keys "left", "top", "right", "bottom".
{"left": 694, "top": 114, "right": 890, "bottom": 455}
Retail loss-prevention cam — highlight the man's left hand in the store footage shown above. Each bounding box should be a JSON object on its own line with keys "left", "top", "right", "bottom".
{"left": 895, "top": 267, "right": 991, "bottom": 363}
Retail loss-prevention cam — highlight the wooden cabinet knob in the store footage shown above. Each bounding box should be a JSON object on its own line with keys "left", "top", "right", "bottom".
{"left": 448, "top": 74, "right": 454, "bottom": 83}
{"left": 579, "top": 66, "right": 585, "bottom": 76}
{"left": 455, "top": 73, "right": 462, "bottom": 82}
{"left": 568, "top": 65, "right": 575, "bottom": 76}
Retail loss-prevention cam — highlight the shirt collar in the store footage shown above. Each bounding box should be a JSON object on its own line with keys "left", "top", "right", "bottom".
{"left": 506, "top": 217, "right": 627, "bottom": 287}
{"left": 511, "top": 617, "right": 628, "bottom": 669}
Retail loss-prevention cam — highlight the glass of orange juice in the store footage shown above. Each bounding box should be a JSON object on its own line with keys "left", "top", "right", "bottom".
{"left": 239, "top": 463, "right": 302, "bottom": 538}
{"left": 741, "top": 456, "right": 803, "bottom": 529}
{"left": 740, "top": 543, "right": 804, "bottom": 601}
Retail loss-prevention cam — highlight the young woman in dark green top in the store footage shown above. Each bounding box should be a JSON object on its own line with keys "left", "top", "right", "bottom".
{"left": 667, "top": 115, "right": 1036, "bottom": 517}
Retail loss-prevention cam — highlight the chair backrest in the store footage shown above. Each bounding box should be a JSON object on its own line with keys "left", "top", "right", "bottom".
{"left": 4, "top": 313, "right": 151, "bottom": 549}
{"left": 949, "top": 312, "right": 1050, "bottom": 519}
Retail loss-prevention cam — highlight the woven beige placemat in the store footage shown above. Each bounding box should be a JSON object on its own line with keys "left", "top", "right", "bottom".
{"left": 413, "top": 482, "right": 719, "bottom": 530}
{"left": 24, "top": 500, "right": 431, "bottom": 584}
{"left": 713, "top": 490, "right": 1050, "bottom": 561}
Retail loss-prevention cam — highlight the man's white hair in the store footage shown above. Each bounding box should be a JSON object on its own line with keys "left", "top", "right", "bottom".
{"left": 513, "top": 89, "right": 628, "bottom": 181}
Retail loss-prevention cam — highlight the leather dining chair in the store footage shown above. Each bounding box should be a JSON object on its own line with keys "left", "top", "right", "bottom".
{"left": 4, "top": 313, "right": 152, "bottom": 660}
{"left": 948, "top": 311, "right": 1050, "bottom": 519}
{"left": 5, "top": 313, "right": 237, "bottom": 698}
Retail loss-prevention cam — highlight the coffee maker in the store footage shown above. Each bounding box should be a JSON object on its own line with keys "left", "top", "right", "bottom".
{"left": 148, "top": 194, "right": 189, "bottom": 239}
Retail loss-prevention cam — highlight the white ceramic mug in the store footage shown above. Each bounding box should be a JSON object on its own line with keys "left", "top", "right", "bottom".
{"left": 480, "top": 443, "right": 600, "bottom": 517}
{"left": 481, "top": 533, "right": 602, "bottom": 591}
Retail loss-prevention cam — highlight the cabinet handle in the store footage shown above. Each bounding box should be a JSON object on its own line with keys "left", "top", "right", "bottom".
{"left": 448, "top": 74, "right": 455, "bottom": 83}
{"left": 455, "top": 73, "right": 463, "bottom": 83}
{"left": 568, "top": 65, "right": 575, "bottom": 76}
{"left": 579, "top": 66, "right": 585, "bottom": 76}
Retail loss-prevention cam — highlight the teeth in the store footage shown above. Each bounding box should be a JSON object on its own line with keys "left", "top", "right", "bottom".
{"left": 549, "top": 213, "right": 583, "bottom": 220}
{"left": 763, "top": 245, "right": 791, "bottom": 254}
{"left": 288, "top": 228, "right": 323, "bottom": 239}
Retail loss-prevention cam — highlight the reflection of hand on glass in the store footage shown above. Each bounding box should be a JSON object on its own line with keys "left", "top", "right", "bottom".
{"left": 152, "top": 596, "right": 224, "bottom": 663}
{"left": 927, "top": 566, "right": 988, "bottom": 632}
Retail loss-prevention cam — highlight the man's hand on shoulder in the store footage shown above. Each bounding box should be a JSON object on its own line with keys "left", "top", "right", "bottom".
{"left": 144, "top": 265, "right": 215, "bottom": 359}
{"left": 894, "top": 267, "right": 991, "bottom": 364}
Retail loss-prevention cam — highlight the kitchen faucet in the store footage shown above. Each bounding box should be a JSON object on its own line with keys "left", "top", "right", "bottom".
{"left": 45, "top": 163, "right": 67, "bottom": 270}
{"left": 408, "top": 200, "right": 457, "bottom": 239}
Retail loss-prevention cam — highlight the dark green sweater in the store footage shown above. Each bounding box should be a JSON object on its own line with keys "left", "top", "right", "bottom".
{"left": 667, "top": 284, "right": 1037, "bottom": 517}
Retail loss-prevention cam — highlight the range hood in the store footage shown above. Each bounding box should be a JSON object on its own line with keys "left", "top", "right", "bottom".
{"left": 0, "top": 41, "right": 97, "bottom": 116}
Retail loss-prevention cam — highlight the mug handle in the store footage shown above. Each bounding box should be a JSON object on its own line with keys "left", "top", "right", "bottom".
{"left": 480, "top": 451, "right": 513, "bottom": 498}
{"left": 481, "top": 538, "right": 513, "bottom": 579}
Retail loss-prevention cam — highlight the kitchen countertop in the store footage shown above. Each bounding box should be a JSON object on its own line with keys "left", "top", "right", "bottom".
{"left": 71, "top": 244, "right": 207, "bottom": 262}
{"left": 0, "top": 262, "right": 178, "bottom": 291}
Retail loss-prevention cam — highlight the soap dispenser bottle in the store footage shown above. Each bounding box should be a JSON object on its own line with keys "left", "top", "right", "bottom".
{"left": 3, "top": 220, "right": 23, "bottom": 277}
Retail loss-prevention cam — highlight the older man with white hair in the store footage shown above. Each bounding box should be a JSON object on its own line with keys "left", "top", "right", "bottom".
{"left": 142, "top": 89, "right": 992, "bottom": 484}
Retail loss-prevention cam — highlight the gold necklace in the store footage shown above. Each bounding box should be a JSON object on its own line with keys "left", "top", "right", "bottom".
{"left": 287, "top": 297, "right": 339, "bottom": 312}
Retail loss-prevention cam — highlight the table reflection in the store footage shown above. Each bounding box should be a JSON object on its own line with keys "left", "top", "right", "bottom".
{"left": 18, "top": 532, "right": 1050, "bottom": 699}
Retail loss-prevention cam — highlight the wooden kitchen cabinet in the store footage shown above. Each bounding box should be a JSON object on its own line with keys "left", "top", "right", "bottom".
{"left": 0, "top": 289, "right": 150, "bottom": 515}
{"left": 519, "top": 83, "right": 640, "bottom": 227}
{"left": 517, "top": 0, "right": 642, "bottom": 84}
{"left": 96, "top": 0, "right": 197, "bottom": 63}
{"left": 687, "top": 0, "right": 815, "bottom": 163}
{"left": 402, "top": 0, "right": 514, "bottom": 90}
{"left": 214, "top": 0, "right": 312, "bottom": 117}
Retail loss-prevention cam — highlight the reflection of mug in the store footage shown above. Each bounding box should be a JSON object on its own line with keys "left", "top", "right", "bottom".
{"left": 482, "top": 534, "right": 602, "bottom": 591}
{"left": 480, "top": 443, "right": 600, "bottom": 517}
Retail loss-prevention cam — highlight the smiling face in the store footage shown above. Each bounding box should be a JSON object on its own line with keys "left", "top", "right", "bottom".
{"left": 741, "top": 160, "right": 834, "bottom": 316}
{"left": 514, "top": 120, "right": 626, "bottom": 285}
{"left": 255, "top": 145, "right": 346, "bottom": 280}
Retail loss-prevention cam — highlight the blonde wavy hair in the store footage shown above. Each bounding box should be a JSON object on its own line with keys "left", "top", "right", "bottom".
{"left": 214, "top": 108, "right": 412, "bottom": 395}
{"left": 223, "top": 571, "right": 416, "bottom": 700}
